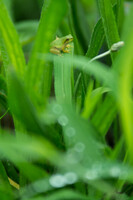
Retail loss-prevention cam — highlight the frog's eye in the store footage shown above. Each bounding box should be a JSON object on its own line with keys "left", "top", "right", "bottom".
{"left": 65, "top": 38, "right": 69, "bottom": 42}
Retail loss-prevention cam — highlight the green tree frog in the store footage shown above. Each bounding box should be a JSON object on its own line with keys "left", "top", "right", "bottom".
{"left": 50, "top": 34, "right": 73, "bottom": 55}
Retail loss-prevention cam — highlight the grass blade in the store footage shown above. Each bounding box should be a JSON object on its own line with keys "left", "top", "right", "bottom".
{"left": 7, "top": 70, "right": 61, "bottom": 146}
{"left": 26, "top": 0, "right": 68, "bottom": 105}
{"left": 98, "top": 0, "right": 120, "bottom": 61}
{"left": 0, "top": 0, "right": 26, "bottom": 76}
{"left": 91, "top": 94, "right": 117, "bottom": 137}
{"left": 69, "top": 0, "right": 90, "bottom": 53}
{"left": 86, "top": 19, "right": 105, "bottom": 58}
{"left": 114, "top": 5, "right": 133, "bottom": 162}
{"left": 54, "top": 45, "right": 73, "bottom": 104}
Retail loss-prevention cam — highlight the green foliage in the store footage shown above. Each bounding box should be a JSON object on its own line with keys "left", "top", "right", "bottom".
{"left": 0, "top": 0, "right": 26, "bottom": 76}
{"left": 26, "top": 0, "right": 68, "bottom": 107}
{"left": 0, "top": 0, "right": 133, "bottom": 199}
{"left": 98, "top": 0, "right": 120, "bottom": 61}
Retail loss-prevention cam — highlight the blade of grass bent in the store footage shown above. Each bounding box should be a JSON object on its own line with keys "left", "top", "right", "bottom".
{"left": 68, "top": 55, "right": 116, "bottom": 90}
{"left": 0, "top": 130, "right": 62, "bottom": 166}
{"left": 42, "top": 54, "right": 116, "bottom": 91}
{"left": 33, "top": 189, "right": 88, "bottom": 200}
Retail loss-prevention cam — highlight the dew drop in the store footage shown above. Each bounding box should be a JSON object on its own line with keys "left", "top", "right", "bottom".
{"left": 110, "top": 166, "right": 121, "bottom": 177}
{"left": 66, "top": 149, "right": 81, "bottom": 164}
{"left": 92, "top": 163, "right": 102, "bottom": 175}
{"left": 49, "top": 174, "right": 66, "bottom": 188}
{"left": 58, "top": 115, "right": 68, "bottom": 126}
{"left": 64, "top": 172, "right": 77, "bottom": 184}
{"left": 65, "top": 127, "right": 76, "bottom": 137}
{"left": 74, "top": 142, "right": 85, "bottom": 152}
{"left": 85, "top": 170, "right": 98, "bottom": 180}
{"left": 52, "top": 104, "right": 62, "bottom": 115}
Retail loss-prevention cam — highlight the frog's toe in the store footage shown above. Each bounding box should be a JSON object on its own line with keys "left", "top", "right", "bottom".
{"left": 66, "top": 44, "right": 71, "bottom": 48}
{"left": 63, "top": 49, "right": 70, "bottom": 53}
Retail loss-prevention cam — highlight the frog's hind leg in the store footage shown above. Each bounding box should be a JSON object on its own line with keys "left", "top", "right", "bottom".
{"left": 50, "top": 47, "right": 60, "bottom": 55}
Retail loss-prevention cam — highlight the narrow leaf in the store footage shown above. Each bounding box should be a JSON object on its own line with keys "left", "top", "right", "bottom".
{"left": 0, "top": 0, "right": 26, "bottom": 76}
{"left": 27, "top": 0, "right": 68, "bottom": 105}
{"left": 98, "top": 0, "right": 120, "bottom": 61}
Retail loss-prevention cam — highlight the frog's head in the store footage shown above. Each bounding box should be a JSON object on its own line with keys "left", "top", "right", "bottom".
{"left": 50, "top": 34, "right": 73, "bottom": 51}
{"left": 64, "top": 34, "right": 73, "bottom": 44}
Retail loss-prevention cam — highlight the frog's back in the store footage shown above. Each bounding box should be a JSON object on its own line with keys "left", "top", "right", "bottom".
{"left": 50, "top": 37, "right": 63, "bottom": 49}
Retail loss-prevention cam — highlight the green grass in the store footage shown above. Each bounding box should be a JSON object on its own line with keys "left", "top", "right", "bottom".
{"left": 0, "top": 0, "right": 133, "bottom": 199}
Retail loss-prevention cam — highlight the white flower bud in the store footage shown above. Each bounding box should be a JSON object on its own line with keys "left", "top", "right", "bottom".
{"left": 110, "top": 41, "right": 124, "bottom": 52}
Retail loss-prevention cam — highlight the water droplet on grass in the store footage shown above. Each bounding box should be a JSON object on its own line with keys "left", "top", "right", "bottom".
{"left": 49, "top": 174, "right": 66, "bottom": 188}
{"left": 64, "top": 172, "right": 77, "bottom": 184}
{"left": 66, "top": 149, "right": 82, "bottom": 164}
{"left": 110, "top": 166, "right": 121, "bottom": 177}
{"left": 74, "top": 142, "right": 85, "bottom": 152}
{"left": 85, "top": 170, "right": 98, "bottom": 180}
{"left": 58, "top": 115, "right": 68, "bottom": 126}
{"left": 52, "top": 104, "right": 62, "bottom": 115}
{"left": 65, "top": 127, "right": 76, "bottom": 137}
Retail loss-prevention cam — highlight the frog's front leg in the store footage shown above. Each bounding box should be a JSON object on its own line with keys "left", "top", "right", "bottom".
{"left": 62, "top": 49, "right": 70, "bottom": 53}
{"left": 62, "top": 44, "right": 72, "bottom": 53}
{"left": 62, "top": 45, "right": 71, "bottom": 53}
{"left": 65, "top": 44, "right": 71, "bottom": 48}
